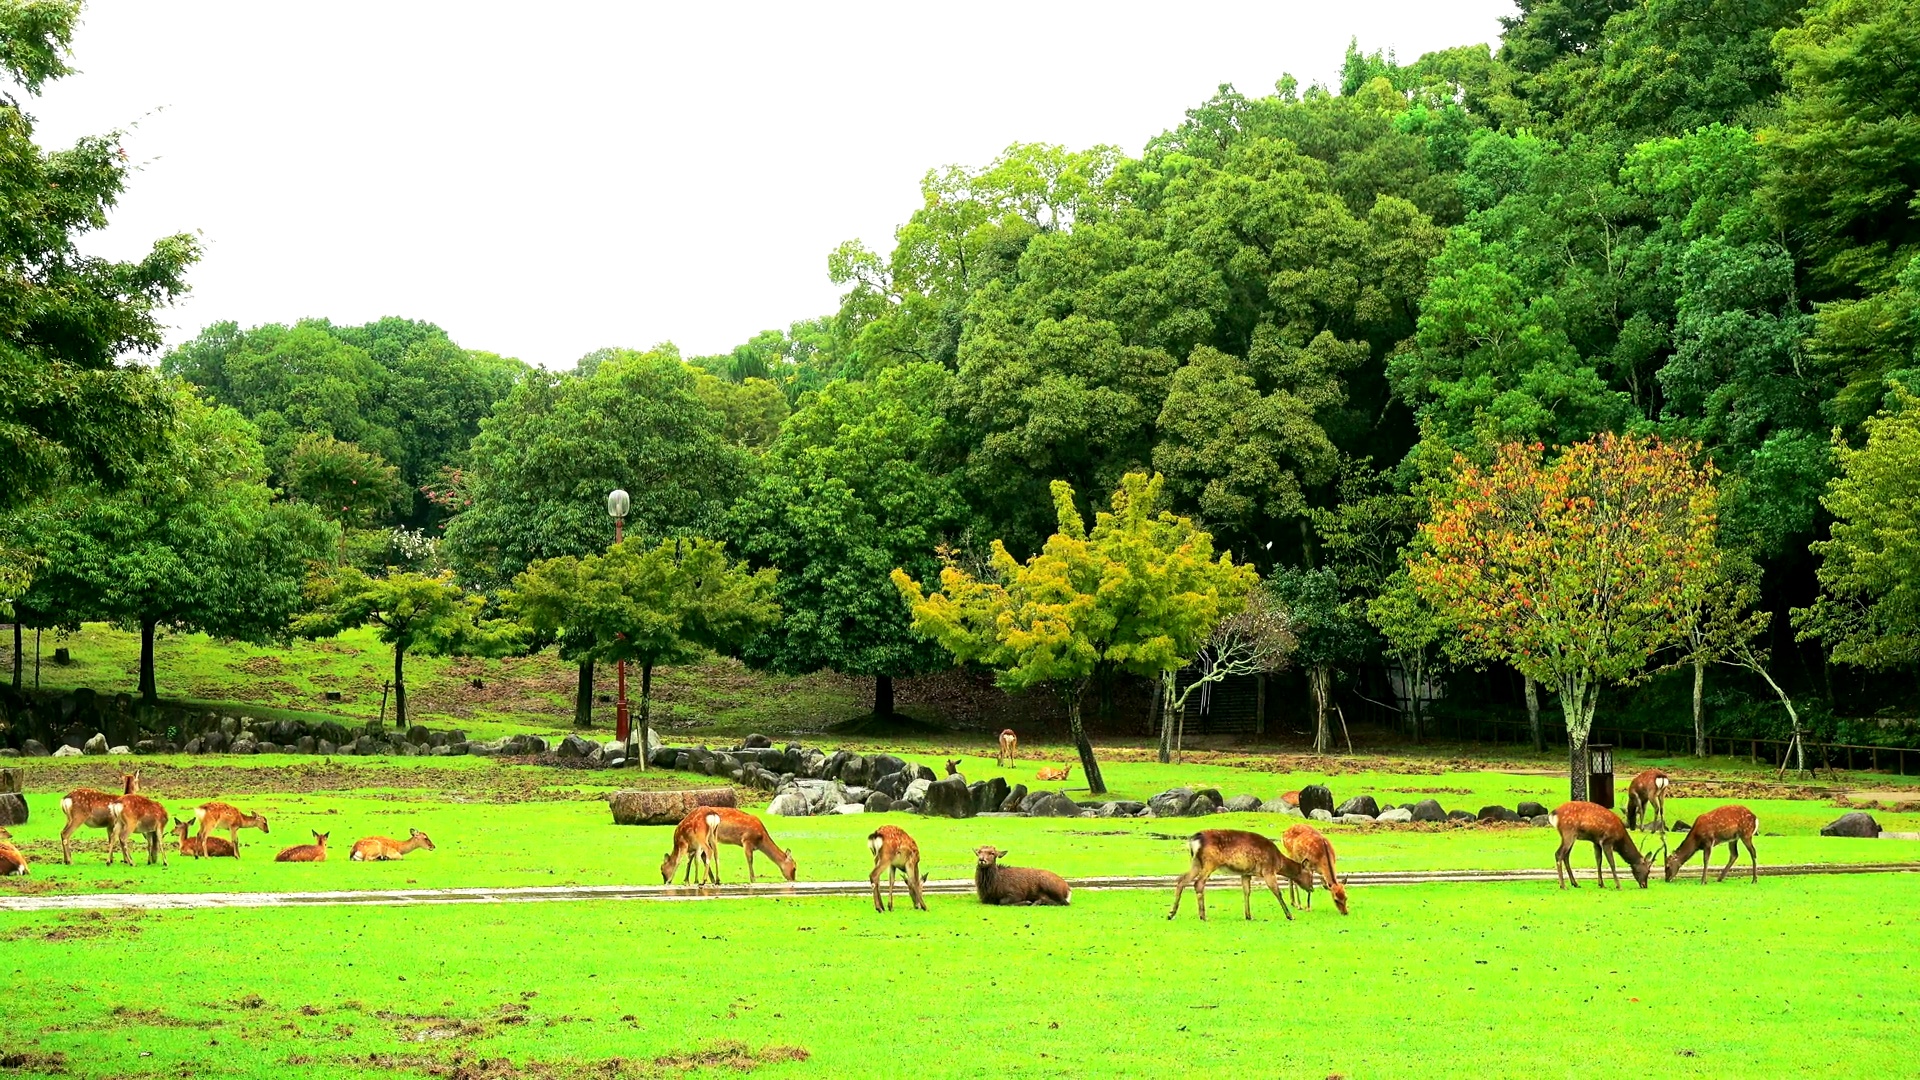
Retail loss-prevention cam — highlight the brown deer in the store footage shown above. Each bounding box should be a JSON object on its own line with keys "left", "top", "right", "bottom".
{"left": 349, "top": 829, "right": 437, "bottom": 862}
{"left": 704, "top": 808, "right": 797, "bottom": 883}
{"left": 1167, "top": 829, "right": 1307, "bottom": 922}
{"left": 108, "top": 793, "right": 170, "bottom": 866}
{"left": 1035, "top": 764, "right": 1072, "bottom": 782}
{"left": 60, "top": 771, "right": 140, "bottom": 864}
{"left": 867, "top": 825, "right": 927, "bottom": 912}
{"left": 1664, "top": 805, "right": 1759, "bottom": 884}
{"left": 172, "top": 817, "right": 236, "bottom": 858}
{"left": 660, "top": 811, "right": 719, "bottom": 885}
{"left": 997, "top": 729, "right": 1018, "bottom": 768}
{"left": 973, "top": 847, "right": 1070, "bottom": 905}
{"left": 275, "top": 831, "right": 329, "bottom": 862}
{"left": 945, "top": 759, "right": 962, "bottom": 776}
{"left": 1280, "top": 823, "right": 1351, "bottom": 915}
{"left": 0, "top": 828, "right": 27, "bottom": 876}
{"left": 193, "top": 802, "right": 270, "bottom": 858}
{"left": 1550, "top": 801, "right": 1652, "bottom": 889}
{"left": 1625, "top": 769, "right": 1671, "bottom": 832}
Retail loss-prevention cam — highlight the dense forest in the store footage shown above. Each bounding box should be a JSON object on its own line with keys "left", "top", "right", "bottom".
{"left": 5, "top": 0, "right": 1920, "bottom": 771}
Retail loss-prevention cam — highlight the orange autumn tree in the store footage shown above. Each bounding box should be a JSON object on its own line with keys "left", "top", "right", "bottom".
{"left": 1411, "top": 434, "right": 1719, "bottom": 800}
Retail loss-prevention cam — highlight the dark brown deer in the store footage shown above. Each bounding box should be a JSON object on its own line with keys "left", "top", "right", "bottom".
{"left": 1551, "top": 801, "right": 1652, "bottom": 889}
{"left": 974, "top": 847, "right": 1070, "bottom": 905}
{"left": 1167, "top": 829, "right": 1308, "bottom": 922}
{"left": 1665, "top": 805, "right": 1758, "bottom": 883}
{"left": 868, "top": 825, "right": 926, "bottom": 912}
{"left": 59, "top": 771, "right": 139, "bottom": 864}
{"left": 1625, "top": 769, "right": 1670, "bottom": 831}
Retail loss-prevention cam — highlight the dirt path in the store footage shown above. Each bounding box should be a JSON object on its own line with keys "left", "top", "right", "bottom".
{"left": 3, "top": 861, "right": 1914, "bottom": 913}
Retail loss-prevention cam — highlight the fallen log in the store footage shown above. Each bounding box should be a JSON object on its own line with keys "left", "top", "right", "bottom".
{"left": 608, "top": 787, "right": 737, "bottom": 826}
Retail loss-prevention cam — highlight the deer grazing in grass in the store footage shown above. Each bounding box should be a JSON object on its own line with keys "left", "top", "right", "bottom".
{"left": 1665, "top": 805, "right": 1759, "bottom": 884}
{"left": 0, "top": 828, "right": 27, "bottom": 876}
{"left": 275, "top": 831, "right": 329, "bottom": 862}
{"left": 974, "top": 847, "right": 1071, "bottom": 905}
{"left": 192, "top": 802, "right": 270, "bottom": 858}
{"left": 703, "top": 808, "right": 797, "bottom": 883}
{"left": 1035, "top": 764, "right": 1072, "bottom": 782}
{"left": 350, "top": 829, "right": 437, "bottom": 862}
{"left": 1167, "top": 829, "right": 1309, "bottom": 922}
{"left": 60, "top": 771, "right": 139, "bottom": 864}
{"left": 172, "top": 817, "right": 236, "bottom": 858}
{"left": 108, "top": 792, "right": 170, "bottom": 867}
{"left": 1625, "top": 769, "right": 1671, "bottom": 832}
{"left": 997, "top": 729, "right": 1018, "bottom": 768}
{"left": 660, "top": 811, "right": 719, "bottom": 886}
{"left": 1280, "top": 823, "right": 1350, "bottom": 915}
{"left": 1550, "top": 801, "right": 1652, "bottom": 889}
{"left": 867, "top": 825, "right": 927, "bottom": 912}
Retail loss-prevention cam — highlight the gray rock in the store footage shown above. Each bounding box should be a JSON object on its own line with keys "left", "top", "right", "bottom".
{"left": 924, "top": 776, "right": 976, "bottom": 819}
{"left": 1517, "top": 801, "right": 1550, "bottom": 819}
{"left": 229, "top": 738, "right": 258, "bottom": 756}
{"left": 1821, "top": 812, "right": 1882, "bottom": 838}
{"left": 22, "top": 740, "right": 48, "bottom": 758}
{"left": 1148, "top": 788, "right": 1195, "bottom": 817}
{"left": 1375, "top": 807, "right": 1413, "bottom": 823}
{"left": 1528, "top": 814, "right": 1553, "bottom": 827}
{"left": 999, "top": 783, "right": 1028, "bottom": 813}
{"left": 974, "top": 777, "right": 1011, "bottom": 815}
{"left": 741, "top": 733, "right": 773, "bottom": 749}
{"left": 650, "top": 746, "right": 681, "bottom": 769}
{"left": 1478, "top": 805, "right": 1520, "bottom": 822}
{"left": 1410, "top": 798, "right": 1447, "bottom": 823}
{"left": 0, "top": 749, "right": 15, "bottom": 758}
{"left": 839, "top": 753, "right": 872, "bottom": 787}
{"left": 1336, "top": 814, "right": 1375, "bottom": 825}
{"left": 1026, "top": 791, "right": 1083, "bottom": 817}
{"left": 1298, "top": 784, "right": 1335, "bottom": 819}
{"left": 82, "top": 733, "right": 108, "bottom": 755}
{"left": 767, "top": 791, "right": 810, "bottom": 817}
{"left": 1448, "top": 810, "right": 1477, "bottom": 822}
{"left": 219, "top": 715, "right": 240, "bottom": 737}
{"left": 1184, "top": 791, "right": 1219, "bottom": 817}
{"left": 107, "top": 745, "right": 132, "bottom": 756}
{"left": 557, "top": 733, "right": 595, "bottom": 759}
{"left": 182, "top": 737, "right": 205, "bottom": 755}
{"left": 53, "top": 745, "right": 83, "bottom": 757}
{"left": 798, "top": 748, "right": 827, "bottom": 778}
{"left": 865, "top": 792, "right": 894, "bottom": 813}
{"left": 316, "top": 739, "right": 336, "bottom": 755}
{"left": 1255, "top": 798, "right": 1293, "bottom": 813}
{"left": 869, "top": 754, "right": 906, "bottom": 780}
{"left": 296, "top": 736, "right": 316, "bottom": 754}
{"left": 1308, "top": 807, "right": 1333, "bottom": 822}
{"left": 902, "top": 777, "right": 931, "bottom": 808}
{"left": 1336, "top": 795, "right": 1380, "bottom": 818}
{"left": 1224, "top": 794, "right": 1263, "bottom": 813}
{"left": 843, "top": 787, "right": 873, "bottom": 805}
{"left": 872, "top": 770, "right": 911, "bottom": 799}
{"left": 0, "top": 793, "right": 25, "bottom": 826}
{"left": 257, "top": 742, "right": 281, "bottom": 755}
{"left": 831, "top": 802, "right": 866, "bottom": 814}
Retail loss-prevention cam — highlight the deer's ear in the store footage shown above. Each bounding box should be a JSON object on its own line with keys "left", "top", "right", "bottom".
{"left": 995, "top": 848, "right": 1009, "bottom": 857}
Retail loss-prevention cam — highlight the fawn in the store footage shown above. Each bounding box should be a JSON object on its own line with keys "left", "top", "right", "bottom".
{"left": 868, "top": 825, "right": 927, "bottom": 912}
{"left": 1625, "top": 769, "right": 1671, "bottom": 832}
{"left": 1551, "top": 802, "right": 1651, "bottom": 889}
{"left": 173, "top": 817, "right": 236, "bottom": 858}
{"left": 1665, "top": 805, "right": 1759, "bottom": 884}
{"left": 108, "top": 792, "right": 170, "bottom": 867}
{"left": 193, "top": 802, "right": 270, "bottom": 858}
{"left": 1280, "top": 823, "right": 1350, "bottom": 914}
{"left": 997, "top": 729, "right": 1018, "bottom": 768}
{"left": 1167, "top": 829, "right": 1307, "bottom": 922}
{"left": 0, "top": 828, "right": 27, "bottom": 876}
{"left": 275, "top": 831, "right": 330, "bottom": 862}
{"left": 60, "top": 771, "right": 139, "bottom": 864}
{"left": 1035, "top": 765, "right": 1072, "bottom": 782}
{"left": 350, "top": 829, "right": 437, "bottom": 862}
{"left": 661, "top": 812, "right": 720, "bottom": 885}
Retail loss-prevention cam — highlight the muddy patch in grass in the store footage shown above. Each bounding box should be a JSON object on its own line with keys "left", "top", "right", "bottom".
{"left": 2, "top": 910, "right": 145, "bottom": 943}
{"left": 109, "top": 1005, "right": 217, "bottom": 1030}
{"left": 0, "top": 1051, "right": 68, "bottom": 1073}
{"left": 371, "top": 1039, "right": 810, "bottom": 1079}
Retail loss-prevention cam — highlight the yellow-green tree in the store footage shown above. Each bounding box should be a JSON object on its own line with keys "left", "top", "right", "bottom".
{"left": 892, "top": 473, "right": 1255, "bottom": 795}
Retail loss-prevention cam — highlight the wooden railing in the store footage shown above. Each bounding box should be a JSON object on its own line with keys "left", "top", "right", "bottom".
{"left": 1436, "top": 713, "right": 1920, "bottom": 777}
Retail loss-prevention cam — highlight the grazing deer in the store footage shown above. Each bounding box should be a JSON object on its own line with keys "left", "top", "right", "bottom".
{"left": 867, "top": 825, "right": 926, "bottom": 912}
{"left": 1550, "top": 802, "right": 1651, "bottom": 889}
{"left": 660, "top": 812, "right": 719, "bottom": 885}
{"left": 1035, "top": 765, "right": 1072, "bottom": 782}
{"left": 108, "top": 793, "right": 170, "bottom": 867}
{"left": 973, "top": 847, "right": 1070, "bottom": 906}
{"left": 0, "top": 829, "right": 27, "bottom": 876}
{"left": 1280, "top": 823, "right": 1350, "bottom": 915}
{"left": 60, "top": 771, "right": 140, "bottom": 864}
{"left": 349, "top": 829, "right": 437, "bottom": 862}
{"left": 1665, "top": 805, "right": 1759, "bottom": 884}
{"left": 705, "top": 808, "right": 798, "bottom": 883}
{"left": 1625, "top": 769, "right": 1671, "bottom": 832}
{"left": 173, "top": 817, "right": 236, "bottom": 858}
{"left": 1167, "top": 829, "right": 1307, "bottom": 922}
{"left": 997, "top": 729, "right": 1018, "bottom": 768}
{"left": 193, "top": 802, "right": 270, "bottom": 858}
{"left": 275, "top": 831, "right": 329, "bottom": 863}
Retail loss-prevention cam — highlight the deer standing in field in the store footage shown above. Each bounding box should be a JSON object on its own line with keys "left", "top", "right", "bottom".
{"left": 1665, "top": 805, "right": 1759, "bottom": 884}
{"left": 350, "top": 828, "right": 437, "bottom": 862}
{"left": 60, "top": 771, "right": 139, "bottom": 864}
{"left": 1280, "top": 823, "right": 1350, "bottom": 915}
{"left": 1035, "top": 764, "right": 1072, "bottom": 782}
{"left": 275, "top": 831, "right": 329, "bottom": 862}
{"left": 702, "top": 808, "right": 797, "bottom": 884}
{"left": 108, "top": 792, "right": 170, "bottom": 867}
{"left": 997, "top": 730, "right": 1018, "bottom": 768}
{"left": 1550, "top": 801, "right": 1652, "bottom": 889}
{"left": 192, "top": 802, "right": 269, "bottom": 858}
{"left": 173, "top": 817, "right": 236, "bottom": 858}
{"left": 868, "top": 825, "right": 926, "bottom": 912}
{"left": 1625, "top": 769, "right": 1671, "bottom": 832}
{"left": 0, "top": 828, "right": 27, "bottom": 876}
{"left": 661, "top": 811, "right": 720, "bottom": 885}
{"left": 1167, "top": 829, "right": 1307, "bottom": 922}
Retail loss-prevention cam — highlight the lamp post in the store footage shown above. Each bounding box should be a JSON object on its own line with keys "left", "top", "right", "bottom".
{"left": 607, "top": 489, "right": 631, "bottom": 761}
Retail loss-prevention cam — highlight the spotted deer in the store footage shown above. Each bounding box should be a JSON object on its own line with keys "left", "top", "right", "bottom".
{"left": 1664, "top": 805, "right": 1759, "bottom": 884}
{"left": 1035, "top": 765, "right": 1072, "bottom": 782}
{"left": 867, "top": 825, "right": 926, "bottom": 912}
{"left": 1625, "top": 769, "right": 1671, "bottom": 832}
{"left": 1167, "top": 829, "right": 1307, "bottom": 922}
{"left": 349, "top": 828, "right": 437, "bottom": 862}
{"left": 275, "top": 831, "right": 329, "bottom": 862}
{"left": 1550, "top": 801, "right": 1652, "bottom": 889}
{"left": 193, "top": 802, "right": 270, "bottom": 858}
{"left": 108, "top": 793, "right": 170, "bottom": 867}
{"left": 173, "top": 817, "right": 236, "bottom": 858}
{"left": 1280, "top": 823, "right": 1350, "bottom": 914}
{"left": 997, "top": 729, "right": 1018, "bottom": 768}
{"left": 60, "top": 771, "right": 139, "bottom": 864}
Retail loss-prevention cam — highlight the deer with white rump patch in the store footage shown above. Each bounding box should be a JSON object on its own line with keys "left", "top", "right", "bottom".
{"left": 997, "top": 729, "right": 1018, "bottom": 768}
{"left": 867, "top": 825, "right": 927, "bottom": 911}
{"left": 1167, "top": 829, "right": 1308, "bottom": 922}
{"left": 108, "top": 792, "right": 170, "bottom": 867}
{"left": 1550, "top": 801, "right": 1652, "bottom": 889}
{"left": 59, "top": 770, "right": 139, "bottom": 864}
{"left": 1625, "top": 769, "right": 1670, "bottom": 832}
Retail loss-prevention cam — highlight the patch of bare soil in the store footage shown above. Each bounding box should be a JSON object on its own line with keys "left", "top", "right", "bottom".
{"left": 1, "top": 909, "right": 143, "bottom": 943}
{"left": 1839, "top": 790, "right": 1920, "bottom": 811}
{"left": 109, "top": 1006, "right": 216, "bottom": 1030}
{"left": 0, "top": 1051, "right": 67, "bottom": 1072}
{"left": 367, "top": 1039, "right": 809, "bottom": 1079}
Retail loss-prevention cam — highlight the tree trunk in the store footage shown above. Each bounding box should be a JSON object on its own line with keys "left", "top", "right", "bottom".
{"left": 139, "top": 618, "right": 158, "bottom": 706}
{"left": 1311, "top": 665, "right": 1330, "bottom": 755}
{"left": 1065, "top": 690, "right": 1106, "bottom": 795}
{"left": 1155, "top": 674, "right": 1172, "bottom": 764}
{"left": 1408, "top": 656, "right": 1424, "bottom": 744}
{"left": 392, "top": 642, "right": 408, "bottom": 726}
{"left": 10, "top": 622, "right": 19, "bottom": 690}
{"left": 1524, "top": 675, "right": 1543, "bottom": 752}
{"left": 874, "top": 674, "right": 894, "bottom": 718}
{"left": 1558, "top": 675, "right": 1593, "bottom": 802}
{"left": 574, "top": 659, "right": 595, "bottom": 729}
{"left": 1692, "top": 659, "right": 1706, "bottom": 757}
{"left": 634, "top": 661, "right": 653, "bottom": 768}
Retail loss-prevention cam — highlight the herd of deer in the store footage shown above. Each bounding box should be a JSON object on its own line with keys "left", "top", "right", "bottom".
{"left": 0, "top": 771, "right": 440, "bottom": 874}
{"left": 1551, "top": 768, "right": 1761, "bottom": 888}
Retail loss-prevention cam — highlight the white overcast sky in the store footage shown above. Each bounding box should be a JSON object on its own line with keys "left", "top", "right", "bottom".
{"left": 33, "top": 1, "right": 1516, "bottom": 370}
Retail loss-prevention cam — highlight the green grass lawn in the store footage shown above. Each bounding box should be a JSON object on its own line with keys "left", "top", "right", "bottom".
{"left": 3, "top": 876, "right": 1917, "bottom": 1079}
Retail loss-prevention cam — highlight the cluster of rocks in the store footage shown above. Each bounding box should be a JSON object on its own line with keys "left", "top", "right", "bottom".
{"left": 2, "top": 716, "right": 506, "bottom": 759}
{"left": 1292, "top": 786, "right": 1559, "bottom": 826}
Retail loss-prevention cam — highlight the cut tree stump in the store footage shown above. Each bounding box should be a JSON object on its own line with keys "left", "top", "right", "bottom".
{"left": 608, "top": 788, "right": 737, "bottom": 826}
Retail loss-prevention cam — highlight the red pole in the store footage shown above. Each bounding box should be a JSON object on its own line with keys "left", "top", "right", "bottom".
{"left": 614, "top": 515, "right": 630, "bottom": 748}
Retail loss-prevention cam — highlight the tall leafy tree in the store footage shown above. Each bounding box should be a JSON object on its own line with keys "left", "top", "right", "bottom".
{"left": 1270, "top": 566, "right": 1371, "bottom": 754}
{"left": 295, "top": 569, "right": 509, "bottom": 726}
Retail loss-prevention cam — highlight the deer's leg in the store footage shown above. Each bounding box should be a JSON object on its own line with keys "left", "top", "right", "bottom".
{"left": 1262, "top": 872, "right": 1295, "bottom": 921}
{"left": 1167, "top": 868, "right": 1197, "bottom": 920}
{"left": 1194, "top": 868, "right": 1212, "bottom": 922}
{"left": 1555, "top": 838, "right": 1572, "bottom": 888}
{"left": 1700, "top": 841, "right": 1713, "bottom": 884}
{"left": 1718, "top": 842, "right": 1738, "bottom": 882}
{"left": 1743, "top": 835, "right": 1758, "bottom": 882}
{"left": 869, "top": 863, "right": 885, "bottom": 911}
{"left": 909, "top": 857, "right": 926, "bottom": 911}
{"left": 1592, "top": 841, "right": 1607, "bottom": 888}
{"left": 743, "top": 843, "right": 756, "bottom": 885}
{"left": 230, "top": 827, "right": 241, "bottom": 857}
{"left": 1242, "top": 874, "right": 1254, "bottom": 921}
{"left": 60, "top": 817, "right": 78, "bottom": 865}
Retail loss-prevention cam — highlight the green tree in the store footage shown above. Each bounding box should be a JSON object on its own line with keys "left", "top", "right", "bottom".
{"left": 282, "top": 433, "right": 405, "bottom": 553}
{"left": 1270, "top": 566, "right": 1371, "bottom": 754}
{"left": 295, "top": 569, "right": 508, "bottom": 726}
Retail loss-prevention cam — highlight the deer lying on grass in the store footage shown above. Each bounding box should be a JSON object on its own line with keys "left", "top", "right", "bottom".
{"left": 108, "top": 792, "right": 170, "bottom": 867}
{"left": 350, "top": 829, "right": 437, "bottom": 862}
{"left": 868, "top": 825, "right": 927, "bottom": 912}
{"left": 1167, "top": 829, "right": 1308, "bottom": 922}
{"left": 1625, "top": 769, "right": 1671, "bottom": 832}
{"left": 172, "top": 817, "right": 236, "bottom": 858}
{"left": 275, "top": 831, "right": 330, "bottom": 862}
{"left": 60, "top": 771, "right": 139, "bottom": 864}
{"left": 974, "top": 847, "right": 1070, "bottom": 905}
{"left": 193, "top": 802, "right": 270, "bottom": 858}
{"left": 1550, "top": 801, "right": 1652, "bottom": 889}
{"left": 661, "top": 812, "right": 719, "bottom": 885}
{"left": 1280, "top": 823, "right": 1350, "bottom": 915}
{"left": 997, "top": 730, "right": 1018, "bottom": 768}
{"left": 1035, "top": 765, "right": 1072, "bottom": 782}
{"left": 704, "top": 808, "right": 797, "bottom": 883}
{"left": 0, "top": 828, "right": 27, "bottom": 876}
{"left": 1665, "top": 805, "right": 1759, "bottom": 884}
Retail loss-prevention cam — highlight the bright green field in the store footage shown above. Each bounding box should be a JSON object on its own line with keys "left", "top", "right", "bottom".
{"left": 4, "top": 877, "right": 1918, "bottom": 1079}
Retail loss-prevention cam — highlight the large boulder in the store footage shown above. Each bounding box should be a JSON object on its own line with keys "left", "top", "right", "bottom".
{"left": 832, "top": 802, "right": 866, "bottom": 814}
{"left": 1307, "top": 807, "right": 1334, "bottom": 822}
{"left": 1410, "top": 798, "right": 1447, "bottom": 823}
{"left": 21, "top": 740, "right": 47, "bottom": 757}
{"left": 1184, "top": 791, "right": 1219, "bottom": 817}
{"left": 1297, "top": 785, "right": 1335, "bottom": 819}
{"left": 1517, "top": 801, "right": 1550, "bottom": 819}
{"left": 1478, "top": 805, "right": 1520, "bottom": 823}
{"left": 53, "top": 745, "right": 82, "bottom": 757}
{"left": 82, "top": 733, "right": 108, "bottom": 755}
{"left": 1821, "top": 812, "right": 1882, "bottom": 838}
{"left": 1447, "top": 810, "right": 1476, "bottom": 823}
{"left": 1376, "top": 807, "right": 1414, "bottom": 823}
{"left": 973, "top": 777, "right": 1011, "bottom": 816}
{"left": 797, "top": 747, "right": 827, "bottom": 778}
{"left": 767, "top": 791, "right": 810, "bottom": 817}
{"left": 650, "top": 746, "right": 682, "bottom": 769}
{"left": 924, "top": 776, "right": 976, "bottom": 819}
{"left": 872, "top": 770, "right": 911, "bottom": 799}
{"left": 557, "top": 733, "right": 597, "bottom": 759}
{"left": 869, "top": 754, "right": 907, "bottom": 781}
{"left": 741, "top": 733, "right": 773, "bottom": 749}
{"left": 1223, "top": 794, "right": 1263, "bottom": 813}
{"left": 902, "top": 777, "right": 932, "bottom": 809}
{"left": 1336, "top": 795, "right": 1379, "bottom": 818}
{"left": 839, "top": 753, "right": 873, "bottom": 787}
{"left": 607, "top": 787, "right": 737, "bottom": 826}
{"left": 864, "top": 792, "right": 894, "bottom": 814}
{"left": 999, "top": 783, "right": 1029, "bottom": 813}
{"left": 1148, "top": 788, "right": 1196, "bottom": 817}
{"left": 0, "top": 793, "right": 25, "bottom": 826}
{"left": 1026, "top": 791, "right": 1083, "bottom": 817}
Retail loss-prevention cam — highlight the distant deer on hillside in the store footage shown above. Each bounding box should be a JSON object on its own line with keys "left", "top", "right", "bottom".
{"left": 997, "top": 730, "right": 1018, "bottom": 768}
{"left": 1035, "top": 765, "right": 1072, "bottom": 782}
